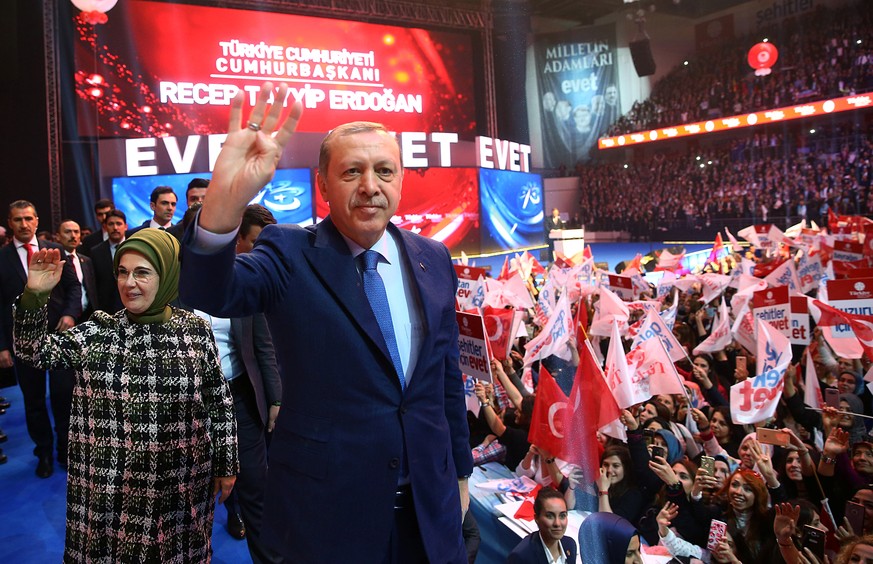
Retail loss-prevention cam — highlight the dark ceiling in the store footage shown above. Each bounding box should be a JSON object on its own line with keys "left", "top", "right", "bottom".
{"left": 435, "top": 0, "right": 752, "bottom": 26}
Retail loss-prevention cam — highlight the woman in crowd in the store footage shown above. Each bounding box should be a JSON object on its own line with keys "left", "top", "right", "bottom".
{"left": 578, "top": 512, "right": 643, "bottom": 563}
{"left": 567, "top": 444, "right": 646, "bottom": 524}
{"left": 14, "top": 230, "right": 238, "bottom": 561}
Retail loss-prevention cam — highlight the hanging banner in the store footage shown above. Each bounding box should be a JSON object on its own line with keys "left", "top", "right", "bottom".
{"left": 73, "top": 0, "right": 477, "bottom": 138}
{"left": 534, "top": 24, "right": 620, "bottom": 168}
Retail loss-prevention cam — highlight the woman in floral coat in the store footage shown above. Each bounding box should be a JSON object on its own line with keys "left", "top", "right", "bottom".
{"left": 14, "top": 229, "right": 238, "bottom": 562}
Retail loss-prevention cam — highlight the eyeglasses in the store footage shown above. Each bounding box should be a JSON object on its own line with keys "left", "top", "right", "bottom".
{"left": 115, "top": 267, "right": 156, "bottom": 282}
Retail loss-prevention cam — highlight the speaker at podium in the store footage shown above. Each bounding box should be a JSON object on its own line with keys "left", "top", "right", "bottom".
{"left": 549, "top": 228, "right": 585, "bottom": 260}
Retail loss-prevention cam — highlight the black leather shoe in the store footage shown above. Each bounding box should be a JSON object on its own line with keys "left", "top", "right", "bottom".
{"left": 226, "top": 512, "right": 246, "bottom": 540}
{"left": 0, "top": 401, "right": 9, "bottom": 409}
{"left": 36, "top": 455, "right": 53, "bottom": 478}
{"left": 0, "top": 449, "right": 7, "bottom": 464}
{"left": 0, "top": 430, "right": 7, "bottom": 443}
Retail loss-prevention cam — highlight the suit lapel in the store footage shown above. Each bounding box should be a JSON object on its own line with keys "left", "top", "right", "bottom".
{"left": 9, "top": 243, "right": 27, "bottom": 284}
{"left": 393, "top": 227, "right": 437, "bottom": 388}
{"left": 301, "top": 219, "right": 394, "bottom": 372}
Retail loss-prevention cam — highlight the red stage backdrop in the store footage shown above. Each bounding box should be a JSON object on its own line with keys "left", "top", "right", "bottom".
{"left": 73, "top": 0, "right": 478, "bottom": 138}
{"left": 315, "top": 167, "right": 481, "bottom": 254}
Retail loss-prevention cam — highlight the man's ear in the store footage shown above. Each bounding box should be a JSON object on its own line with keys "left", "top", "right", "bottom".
{"left": 315, "top": 171, "right": 328, "bottom": 202}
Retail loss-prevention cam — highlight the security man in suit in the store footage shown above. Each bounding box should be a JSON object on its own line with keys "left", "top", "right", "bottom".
{"left": 79, "top": 198, "right": 114, "bottom": 257}
{"left": 192, "top": 202, "right": 282, "bottom": 562}
{"left": 127, "top": 186, "right": 177, "bottom": 236}
{"left": 90, "top": 209, "right": 127, "bottom": 314}
{"left": 180, "top": 83, "right": 472, "bottom": 563}
{"left": 0, "top": 200, "right": 81, "bottom": 477}
{"left": 55, "top": 219, "right": 99, "bottom": 321}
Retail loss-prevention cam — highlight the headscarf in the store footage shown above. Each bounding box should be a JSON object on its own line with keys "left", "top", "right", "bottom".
{"left": 113, "top": 228, "right": 180, "bottom": 324}
{"left": 841, "top": 370, "right": 865, "bottom": 396}
{"left": 739, "top": 432, "right": 773, "bottom": 472}
{"left": 655, "top": 429, "right": 682, "bottom": 464}
{"left": 840, "top": 393, "right": 868, "bottom": 445}
{"left": 578, "top": 512, "right": 638, "bottom": 563}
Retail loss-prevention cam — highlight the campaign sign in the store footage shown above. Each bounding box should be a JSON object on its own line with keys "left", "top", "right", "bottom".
{"left": 753, "top": 285, "right": 791, "bottom": 339}
{"left": 455, "top": 265, "right": 488, "bottom": 305}
{"left": 755, "top": 224, "right": 775, "bottom": 249}
{"left": 797, "top": 252, "right": 822, "bottom": 294}
{"left": 608, "top": 274, "right": 635, "bottom": 301}
{"left": 456, "top": 311, "right": 492, "bottom": 382}
{"left": 834, "top": 241, "right": 865, "bottom": 262}
{"left": 730, "top": 319, "right": 790, "bottom": 424}
{"left": 790, "top": 296, "right": 811, "bottom": 345}
{"left": 827, "top": 278, "right": 873, "bottom": 341}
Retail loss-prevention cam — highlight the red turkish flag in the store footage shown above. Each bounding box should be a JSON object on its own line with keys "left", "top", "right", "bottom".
{"left": 563, "top": 341, "right": 620, "bottom": 480}
{"left": 814, "top": 300, "right": 873, "bottom": 361}
{"left": 482, "top": 306, "right": 515, "bottom": 361}
{"left": 528, "top": 367, "right": 569, "bottom": 459}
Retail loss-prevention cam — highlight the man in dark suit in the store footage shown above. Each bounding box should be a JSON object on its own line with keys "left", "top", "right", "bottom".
{"left": 91, "top": 209, "right": 127, "bottom": 314}
{"left": 127, "top": 186, "right": 177, "bottom": 237}
{"left": 180, "top": 83, "right": 472, "bottom": 562}
{"left": 79, "top": 198, "right": 114, "bottom": 257}
{"left": 56, "top": 219, "right": 99, "bottom": 321}
{"left": 0, "top": 200, "right": 81, "bottom": 477}
{"left": 193, "top": 203, "right": 282, "bottom": 561}
{"left": 508, "top": 489, "right": 577, "bottom": 564}
{"left": 167, "top": 178, "right": 209, "bottom": 240}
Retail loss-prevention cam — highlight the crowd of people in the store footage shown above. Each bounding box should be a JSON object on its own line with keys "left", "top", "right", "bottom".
{"left": 467, "top": 217, "right": 873, "bottom": 561}
{"left": 573, "top": 119, "right": 873, "bottom": 239}
{"left": 606, "top": 2, "right": 873, "bottom": 138}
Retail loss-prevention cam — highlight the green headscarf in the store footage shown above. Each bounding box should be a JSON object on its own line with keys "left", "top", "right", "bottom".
{"left": 113, "top": 228, "right": 180, "bottom": 324}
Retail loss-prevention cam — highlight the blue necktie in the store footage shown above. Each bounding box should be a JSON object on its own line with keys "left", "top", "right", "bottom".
{"left": 360, "top": 250, "right": 406, "bottom": 391}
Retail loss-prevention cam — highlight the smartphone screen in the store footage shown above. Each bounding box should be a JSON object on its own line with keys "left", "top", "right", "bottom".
{"left": 846, "top": 501, "right": 866, "bottom": 535}
{"left": 700, "top": 456, "right": 715, "bottom": 476}
{"left": 756, "top": 427, "right": 790, "bottom": 447}
{"left": 736, "top": 356, "right": 747, "bottom": 372}
{"left": 650, "top": 445, "right": 666, "bottom": 460}
{"left": 803, "top": 525, "right": 825, "bottom": 560}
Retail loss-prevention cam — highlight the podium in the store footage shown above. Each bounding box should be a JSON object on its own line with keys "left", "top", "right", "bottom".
{"left": 549, "top": 228, "right": 585, "bottom": 259}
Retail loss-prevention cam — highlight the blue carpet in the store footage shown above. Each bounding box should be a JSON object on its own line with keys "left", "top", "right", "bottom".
{"left": 0, "top": 383, "right": 252, "bottom": 563}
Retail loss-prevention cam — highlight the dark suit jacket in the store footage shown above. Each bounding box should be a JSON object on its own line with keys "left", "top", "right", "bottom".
{"left": 79, "top": 229, "right": 107, "bottom": 257}
{"left": 180, "top": 217, "right": 472, "bottom": 563}
{"left": 166, "top": 222, "right": 185, "bottom": 241}
{"left": 507, "top": 532, "right": 577, "bottom": 564}
{"left": 230, "top": 314, "right": 281, "bottom": 426}
{"left": 90, "top": 240, "right": 123, "bottom": 314}
{"left": 65, "top": 251, "right": 99, "bottom": 322}
{"left": 125, "top": 219, "right": 151, "bottom": 238}
{"left": 0, "top": 240, "right": 82, "bottom": 353}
